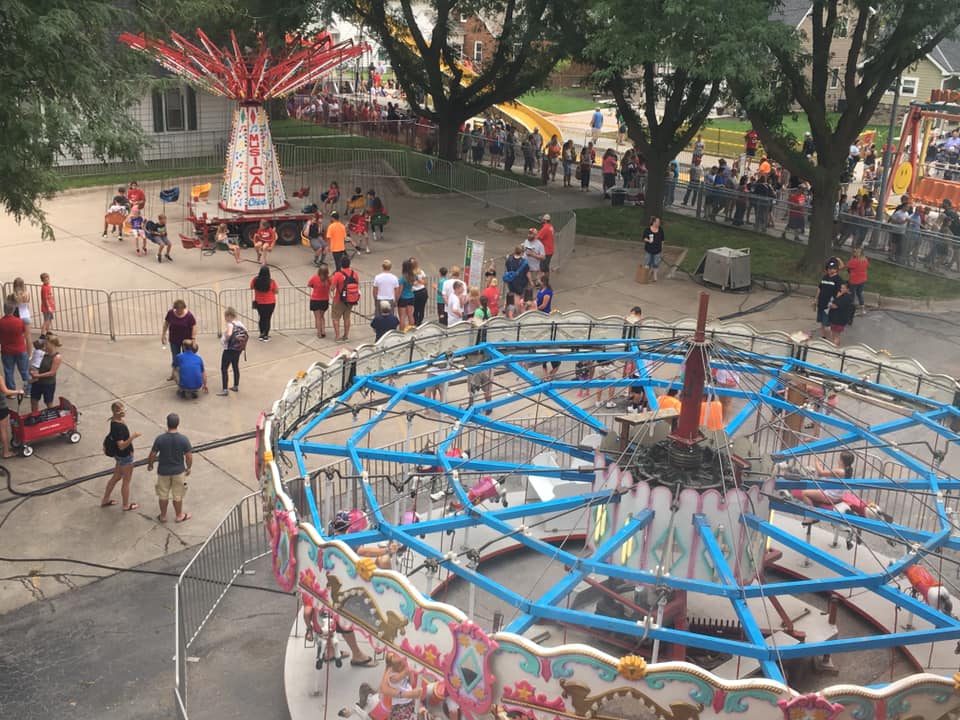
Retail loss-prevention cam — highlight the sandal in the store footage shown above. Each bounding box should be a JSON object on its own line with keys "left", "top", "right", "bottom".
{"left": 175, "top": 513, "right": 192, "bottom": 523}
{"left": 350, "top": 657, "right": 376, "bottom": 667}
{"left": 123, "top": 503, "right": 140, "bottom": 511}
{"left": 100, "top": 499, "right": 118, "bottom": 507}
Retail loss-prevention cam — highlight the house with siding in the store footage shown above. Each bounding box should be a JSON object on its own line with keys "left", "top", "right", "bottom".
{"left": 56, "top": 78, "right": 234, "bottom": 170}
{"left": 775, "top": 2, "right": 960, "bottom": 114}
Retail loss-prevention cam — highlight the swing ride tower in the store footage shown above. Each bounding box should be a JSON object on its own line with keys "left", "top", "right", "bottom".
{"left": 260, "top": 301, "right": 960, "bottom": 720}
{"left": 119, "top": 29, "right": 367, "bottom": 214}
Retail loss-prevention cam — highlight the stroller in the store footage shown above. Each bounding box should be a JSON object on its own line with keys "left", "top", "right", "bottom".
{"left": 9, "top": 396, "right": 82, "bottom": 457}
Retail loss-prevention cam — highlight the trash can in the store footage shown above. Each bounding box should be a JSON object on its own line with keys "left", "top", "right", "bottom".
{"left": 611, "top": 189, "right": 627, "bottom": 207}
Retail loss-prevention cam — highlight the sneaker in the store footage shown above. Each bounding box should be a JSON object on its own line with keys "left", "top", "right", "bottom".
{"left": 157, "top": 254, "right": 162, "bottom": 264}
{"left": 605, "top": 400, "right": 617, "bottom": 409}
{"left": 595, "top": 400, "right": 603, "bottom": 408}
{"left": 262, "top": 336, "right": 271, "bottom": 342}
{"left": 217, "top": 389, "right": 229, "bottom": 396}
{"left": 230, "top": 386, "right": 239, "bottom": 392}
{"left": 191, "top": 391, "right": 198, "bottom": 399}
{"left": 101, "top": 231, "right": 107, "bottom": 237}
{"left": 627, "top": 406, "right": 639, "bottom": 414}
{"left": 166, "top": 255, "right": 173, "bottom": 262}
{"left": 365, "top": 248, "right": 371, "bottom": 253}
{"left": 258, "top": 336, "right": 266, "bottom": 342}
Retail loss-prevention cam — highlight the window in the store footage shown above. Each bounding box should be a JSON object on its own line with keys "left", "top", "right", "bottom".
{"left": 474, "top": 41, "right": 483, "bottom": 65}
{"left": 452, "top": 42, "right": 463, "bottom": 60}
{"left": 830, "top": 68, "right": 840, "bottom": 89}
{"left": 151, "top": 86, "right": 198, "bottom": 133}
{"left": 886, "top": 77, "right": 918, "bottom": 97}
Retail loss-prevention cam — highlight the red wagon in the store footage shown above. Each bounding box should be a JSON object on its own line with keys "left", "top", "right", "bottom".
{"left": 9, "top": 396, "right": 82, "bottom": 457}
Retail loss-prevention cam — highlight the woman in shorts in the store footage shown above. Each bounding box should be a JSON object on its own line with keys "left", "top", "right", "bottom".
{"left": 397, "top": 259, "right": 416, "bottom": 331}
{"left": 307, "top": 264, "right": 331, "bottom": 338}
{"left": 100, "top": 401, "right": 142, "bottom": 511}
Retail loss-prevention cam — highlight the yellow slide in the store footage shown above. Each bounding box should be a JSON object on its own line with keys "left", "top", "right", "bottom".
{"left": 495, "top": 100, "right": 563, "bottom": 144}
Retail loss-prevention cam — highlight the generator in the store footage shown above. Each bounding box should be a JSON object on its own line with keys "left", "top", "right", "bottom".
{"left": 695, "top": 247, "right": 752, "bottom": 290}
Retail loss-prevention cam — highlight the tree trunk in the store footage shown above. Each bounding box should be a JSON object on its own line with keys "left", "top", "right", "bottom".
{"left": 803, "top": 166, "right": 843, "bottom": 270}
{"left": 436, "top": 117, "right": 462, "bottom": 162}
{"left": 643, "top": 151, "right": 668, "bottom": 222}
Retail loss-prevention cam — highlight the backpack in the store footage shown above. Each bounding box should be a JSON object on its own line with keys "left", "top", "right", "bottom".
{"left": 228, "top": 322, "right": 249, "bottom": 353}
{"left": 103, "top": 434, "right": 117, "bottom": 458}
{"left": 339, "top": 270, "right": 360, "bottom": 304}
{"left": 502, "top": 258, "right": 528, "bottom": 285}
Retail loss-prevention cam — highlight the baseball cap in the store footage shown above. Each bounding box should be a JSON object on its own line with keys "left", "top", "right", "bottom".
{"left": 826, "top": 260, "right": 839, "bottom": 269}
{"left": 330, "top": 210, "right": 339, "bottom": 219}
{"left": 541, "top": 214, "right": 551, "bottom": 222}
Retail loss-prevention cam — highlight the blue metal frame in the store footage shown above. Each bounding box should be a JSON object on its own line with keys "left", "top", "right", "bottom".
{"left": 281, "top": 334, "right": 960, "bottom": 683}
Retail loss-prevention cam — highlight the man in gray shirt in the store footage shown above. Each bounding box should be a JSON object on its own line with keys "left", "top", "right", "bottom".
{"left": 522, "top": 228, "right": 545, "bottom": 290}
{"left": 147, "top": 413, "right": 193, "bottom": 523}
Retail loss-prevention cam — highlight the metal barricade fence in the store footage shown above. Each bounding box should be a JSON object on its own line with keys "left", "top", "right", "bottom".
{"left": 108, "top": 288, "right": 222, "bottom": 339}
{"left": 175, "top": 491, "right": 269, "bottom": 719}
{"left": 4, "top": 282, "right": 112, "bottom": 338}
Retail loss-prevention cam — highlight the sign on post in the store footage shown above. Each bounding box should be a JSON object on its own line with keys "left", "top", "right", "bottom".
{"left": 463, "top": 237, "right": 485, "bottom": 287}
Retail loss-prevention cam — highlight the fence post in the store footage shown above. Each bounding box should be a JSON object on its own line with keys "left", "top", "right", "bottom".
{"left": 107, "top": 292, "right": 117, "bottom": 341}
{"left": 174, "top": 582, "right": 188, "bottom": 718}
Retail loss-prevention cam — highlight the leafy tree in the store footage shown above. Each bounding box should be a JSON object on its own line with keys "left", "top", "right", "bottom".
{"left": 736, "top": 0, "right": 960, "bottom": 268}
{"left": 325, "top": 0, "right": 579, "bottom": 160}
{"left": 585, "top": 0, "right": 766, "bottom": 221}
{"left": 0, "top": 1, "right": 144, "bottom": 238}
{"left": 135, "top": 0, "right": 316, "bottom": 47}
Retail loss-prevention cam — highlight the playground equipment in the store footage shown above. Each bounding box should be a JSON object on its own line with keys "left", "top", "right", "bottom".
{"left": 261, "top": 299, "right": 960, "bottom": 720}
{"left": 120, "top": 29, "right": 367, "bottom": 245}
{"left": 883, "top": 90, "right": 960, "bottom": 208}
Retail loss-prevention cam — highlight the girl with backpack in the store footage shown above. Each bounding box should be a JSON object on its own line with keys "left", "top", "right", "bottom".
{"left": 100, "top": 401, "right": 141, "bottom": 511}
{"left": 217, "top": 307, "right": 248, "bottom": 395}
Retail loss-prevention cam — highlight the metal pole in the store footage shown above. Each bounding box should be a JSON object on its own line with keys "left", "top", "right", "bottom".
{"left": 671, "top": 292, "right": 710, "bottom": 444}
{"left": 879, "top": 74, "right": 903, "bottom": 209}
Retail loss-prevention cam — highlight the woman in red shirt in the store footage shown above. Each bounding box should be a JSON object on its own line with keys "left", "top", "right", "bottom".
{"left": 307, "top": 264, "right": 330, "bottom": 338}
{"left": 254, "top": 220, "right": 277, "bottom": 264}
{"left": 846, "top": 246, "right": 869, "bottom": 315}
{"left": 250, "top": 266, "right": 279, "bottom": 341}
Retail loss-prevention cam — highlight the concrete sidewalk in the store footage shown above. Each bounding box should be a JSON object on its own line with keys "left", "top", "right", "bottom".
{"left": 1, "top": 177, "right": 958, "bottom": 618}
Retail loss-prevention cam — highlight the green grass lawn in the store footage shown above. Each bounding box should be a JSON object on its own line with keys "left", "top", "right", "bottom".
{"left": 500, "top": 206, "right": 960, "bottom": 299}
{"left": 705, "top": 114, "right": 889, "bottom": 146}
{"left": 519, "top": 89, "right": 597, "bottom": 115}
{"left": 56, "top": 117, "right": 544, "bottom": 193}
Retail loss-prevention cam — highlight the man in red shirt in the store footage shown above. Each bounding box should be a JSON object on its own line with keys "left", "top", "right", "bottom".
{"left": 127, "top": 180, "right": 146, "bottom": 210}
{"left": 536, "top": 214, "right": 555, "bottom": 280}
{"left": 0, "top": 301, "right": 29, "bottom": 392}
{"left": 330, "top": 256, "right": 359, "bottom": 342}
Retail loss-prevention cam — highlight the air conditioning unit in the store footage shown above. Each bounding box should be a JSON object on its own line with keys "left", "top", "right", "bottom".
{"left": 696, "top": 247, "right": 752, "bottom": 291}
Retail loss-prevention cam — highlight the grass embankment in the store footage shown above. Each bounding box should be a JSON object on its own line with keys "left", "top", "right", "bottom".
{"left": 57, "top": 118, "right": 545, "bottom": 193}
{"left": 518, "top": 89, "right": 597, "bottom": 115}
{"left": 499, "top": 206, "right": 960, "bottom": 300}
{"left": 705, "top": 113, "right": 889, "bottom": 146}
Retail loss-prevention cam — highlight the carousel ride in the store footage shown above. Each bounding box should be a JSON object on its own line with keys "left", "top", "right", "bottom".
{"left": 261, "top": 297, "right": 960, "bottom": 720}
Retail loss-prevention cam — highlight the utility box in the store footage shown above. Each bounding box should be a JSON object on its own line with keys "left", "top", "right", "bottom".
{"left": 696, "top": 247, "right": 752, "bottom": 291}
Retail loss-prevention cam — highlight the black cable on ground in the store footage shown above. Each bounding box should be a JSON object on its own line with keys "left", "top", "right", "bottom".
{"left": 0, "top": 555, "right": 293, "bottom": 596}
{"left": 1, "top": 429, "right": 257, "bottom": 502}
